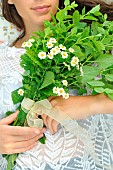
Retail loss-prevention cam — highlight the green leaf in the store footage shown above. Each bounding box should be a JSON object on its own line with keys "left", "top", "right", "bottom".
{"left": 18, "top": 109, "right": 27, "bottom": 125}
{"left": 11, "top": 88, "right": 24, "bottom": 104}
{"left": 83, "top": 16, "right": 98, "bottom": 21}
{"left": 107, "top": 93, "right": 113, "bottom": 100}
{"left": 94, "top": 87, "right": 105, "bottom": 93}
{"left": 39, "top": 135, "right": 46, "bottom": 144}
{"left": 73, "top": 10, "right": 80, "bottom": 26}
{"left": 87, "top": 80, "right": 105, "bottom": 87}
{"left": 80, "top": 66, "right": 99, "bottom": 83}
{"left": 5, "top": 111, "right": 13, "bottom": 116}
{"left": 78, "top": 88, "right": 87, "bottom": 95}
{"left": 96, "top": 54, "right": 113, "bottom": 69}
{"left": 104, "top": 88, "right": 113, "bottom": 94}
{"left": 88, "top": 5, "right": 100, "bottom": 14}
{"left": 4, "top": 154, "right": 18, "bottom": 170}
{"left": 105, "top": 74, "right": 113, "bottom": 82}
{"left": 64, "top": 0, "right": 70, "bottom": 6}
{"left": 39, "top": 71, "right": 55, "bottom": 90}
{"left": 56, "top": 9, "right": 67, "bottom": 21}
{"left": 23, "top": 70, "right": 30, "bottom": 76}
{"left": 92, "top": 40, "right": 105, "bottom": 51}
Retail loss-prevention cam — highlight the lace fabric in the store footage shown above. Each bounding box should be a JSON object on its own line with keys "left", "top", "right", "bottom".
{"left": 0, "top": 44, "right": 113, "bottom": 170}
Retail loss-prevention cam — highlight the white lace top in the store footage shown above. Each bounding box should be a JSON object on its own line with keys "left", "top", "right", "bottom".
{"left": 0, "top": 43, "right": 113, "bottom": 170}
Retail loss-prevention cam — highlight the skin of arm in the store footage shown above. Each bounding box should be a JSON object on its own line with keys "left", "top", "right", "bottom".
{"left": 41, "top": 93, "right": 113, "bottom": 134}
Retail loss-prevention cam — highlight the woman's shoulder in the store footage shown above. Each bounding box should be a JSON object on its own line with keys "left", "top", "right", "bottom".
{"left": 0, "top": 15, "right": 22, "bottom": 47}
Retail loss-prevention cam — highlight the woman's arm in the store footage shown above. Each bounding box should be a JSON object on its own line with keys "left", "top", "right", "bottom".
{"left": 49, "top": 93, "right": 113, "bottom": 119}
{"left": 42, "top": 93, "right": 113, "bottom": 134}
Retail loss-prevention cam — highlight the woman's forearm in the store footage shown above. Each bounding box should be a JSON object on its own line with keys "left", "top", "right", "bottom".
{"left": 91, "top": 93, "right": 113, "bottom": 115}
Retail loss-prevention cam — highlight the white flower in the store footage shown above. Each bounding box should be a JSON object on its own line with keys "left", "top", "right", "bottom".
{"left": 69, "top": 47, "right": 74, "bottom": 53}
{"left": 54, "top": 46, "right": 61, "bottom": 54}
{"left": 25, "top": 41, "right": 33, "bottom": 48}
{"left": 53, "top": 87, "right": 58, "bottom": 94}
{"left": 50, "top": 47, "right": 58, "bottom": 55}
{"left": 21, "top": 42, "right": 26, "bottom": 48}
{"left": 63, "top": 93, "right": 69, "bottom": 99}
{"left": 48, "top": 53, "right": 54, "bottom": 59}
{"left": 38, "top": 52, "right": 46, "bottom": 59}
{"left": 29, "top": 38, "right": 35, "bottom": 43}
{"left": 71, "top": 56, "right": 79, "bottom": 66}
{"left": 59, "top": 44, "right": 66, "bottom": 50}
{"left": 57, "top": 88, "right": 65, "bottom": 96}
{"left": 63, "top": 62, "right": 71, "bottom": 71}
{"left": 62, "top": 80, "right": 68, "bottom": 86}
{"left": 46, "top": 42, "right": 54, "bottom": 49}
{"left": 61, "top": 51, "right": 68, "bottom": 59}
{"left": 49, "top": 38, "right": 57, "bottom": 43}
{"left": 18, "top": 89, "right": 24, "bottom": 96}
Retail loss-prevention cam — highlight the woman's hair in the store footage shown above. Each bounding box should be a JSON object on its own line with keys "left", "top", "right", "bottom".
{"left": 1, "top": 0, "right": 64, "bottom": 38}
{"left": 76, "top": 0, "right": 113, "bottom": 21}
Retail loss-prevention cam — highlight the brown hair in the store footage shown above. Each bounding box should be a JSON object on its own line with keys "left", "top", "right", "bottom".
{"left": 1, "top": 0, "right": 64, "bottom": 38}
{"left": 75, "top": 0, "right": 113, "bottom": 21}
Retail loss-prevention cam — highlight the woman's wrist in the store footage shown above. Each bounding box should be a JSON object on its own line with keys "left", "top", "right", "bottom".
{"left": 91, "top": 93, "right": 113, "bottom": 115}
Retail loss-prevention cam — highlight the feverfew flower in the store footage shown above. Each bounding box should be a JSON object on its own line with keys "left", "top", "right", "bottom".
{"left": 69, "top": 47, "right": 74, "bottom": 53}
{"left": 21, "top": 42, "right": 26, "bottom": 48}
{"left": 63, "top": 93, "right": 69, "bottom": 99}
{"left": 54, "top": 46, "right": 61, "bottom": 54}
{"left": 38, "top": 52, "right": 46, "bottom": 59}
{"left": 53, "top": 87, "right": 58, "bottom": 94}
{"left": 59, "top": 44, "right": 66, "bottom": 50}
{"left": 71, "top": 56, "right": 79, "bottom": 66}
{"left": 18, "top": 89, "right": 24, "bottom": 96}
{"left": 62, "top": 80, "right": 68, "bottom": 86}
{"left": 61, "top": 51, "right": 68, "bottom": 59}
{"left": 25, "top": 41, "right": 33, "bottom": 48}
{"left": 48, "top": 53, "right": 54, "bottom": 59}
{"left": 49, "top": 38, "right": 57, "bottom": 44}
{"left": 46, "top": 42, "right": 54, "bottom": 49}
{"left": 50, "top": 47, "right": 58, "bottom": 55}
{"left": 29, "top": 38, "right": 35, "bottom": 43}
{"left": 57, "top": 88, "right": 65, "bottom": 96}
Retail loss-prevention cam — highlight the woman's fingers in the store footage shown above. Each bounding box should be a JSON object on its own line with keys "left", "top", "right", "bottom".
{"left": 51, "top": 120, "right": 59, "bottom": 133}
{"left": 46, "top": 117, "right": 54, "bottom": 134}
{"left": 0, "top": 111, "right": 19, "bottom": 125}
{"left": 1, "top": 125, "right": 46, "bottom": 142}
{"left": 0, "top": 125, "right": 45, "bottom": 154}
{"left": 41, "top": 114, "right": 48, "bottom": 127}
{"left": 41, "top": 114, "right": 59, "bottom": 135}
{"left": 2, "top": 133, "right": 43, "bottom": 154}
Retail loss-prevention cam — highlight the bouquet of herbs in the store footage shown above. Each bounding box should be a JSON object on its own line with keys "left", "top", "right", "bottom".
{"left": 3, "top": 0, "right": 113, "bottom": 169}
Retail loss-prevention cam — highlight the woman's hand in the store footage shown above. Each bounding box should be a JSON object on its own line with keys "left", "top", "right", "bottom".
{"left": 41, "top": 95, "right": 95, "bottom": 135}
{"left": 0, "top": 111, "right": 46, "bottom": 154}
{"left": 41, "top": 93, "right": 113, "bottom": 135}
{"left": 41, "top": 94, "right": 103, "bottom": 134}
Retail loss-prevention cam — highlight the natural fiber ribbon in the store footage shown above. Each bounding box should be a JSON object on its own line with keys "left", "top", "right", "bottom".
{"left": 21, "top": 97, "right": 72, "bottom": 128}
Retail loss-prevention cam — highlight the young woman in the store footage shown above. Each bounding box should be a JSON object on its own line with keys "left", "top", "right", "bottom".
{"left": 0, "top": 0, "right": 113, "bottom": 169}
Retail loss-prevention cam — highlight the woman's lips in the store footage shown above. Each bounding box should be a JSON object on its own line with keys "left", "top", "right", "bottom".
{"left": 32, "top": 5, "right": 50, "bottom": 13}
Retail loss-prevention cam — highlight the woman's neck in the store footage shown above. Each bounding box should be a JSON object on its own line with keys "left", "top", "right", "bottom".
{"left": 14, "top": 23, "right": 44, "bottom": 48}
